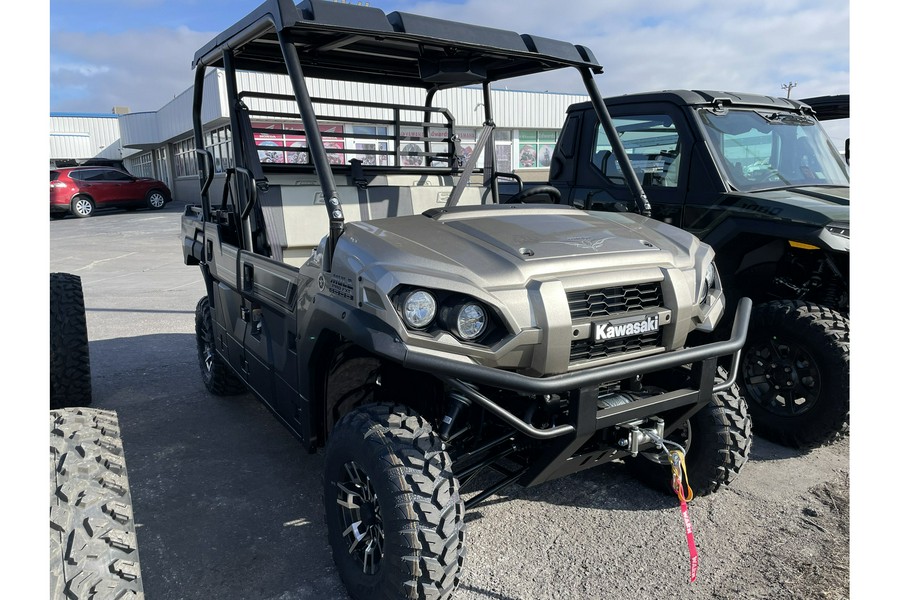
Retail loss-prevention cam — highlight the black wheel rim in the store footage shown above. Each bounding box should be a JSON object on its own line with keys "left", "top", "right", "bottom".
{"left": 335, "top": 461, "right": 384, "bottom": 575}
{"left": 202, "top": 341, "right": 215, "bottom": 376}
{"left": 742, "top": 334, "right": 820, "bottom": 417}
{"left": 199, "top": 318, "right": 215, "bottom": 377}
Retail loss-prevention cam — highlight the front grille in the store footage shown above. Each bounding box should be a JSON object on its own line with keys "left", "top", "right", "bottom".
{"left": 568, "top": 282, "right": 665, "bottom": 363}
{"left": 567, "top": 282, "right": 663, "bottom": 319}
{"left": 570, "top": 330, "right": 663, "bottom": 362}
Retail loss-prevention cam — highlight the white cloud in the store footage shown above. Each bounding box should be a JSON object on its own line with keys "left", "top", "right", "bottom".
{"left": 48, "top": 0, "right": 849, "bottom": 122}
{"left": 51, "top": 26, "right": 215, "bottom": 112}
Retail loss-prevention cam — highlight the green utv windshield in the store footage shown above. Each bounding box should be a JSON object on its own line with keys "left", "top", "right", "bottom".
{"left": 698, "top": 108, "right": 849, "bottom": 192}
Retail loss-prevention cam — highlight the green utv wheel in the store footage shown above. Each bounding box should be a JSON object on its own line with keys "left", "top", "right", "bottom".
{"left": 195, "top": 296, "right": 246, "bottom": 395}
{"left": 324, "top": 404, "right": 466, "bottom": 600}
{"left": 50, "top": 272, "right": 92, "bottom": 409}
{"left": 627, "top": 367, "right": 752, "bottom": 497}
{"left": 739, "top": 300, "right": 849, "bottom": 449}
{"left": 50, "top": 408, "right": 144, "bottom": 599}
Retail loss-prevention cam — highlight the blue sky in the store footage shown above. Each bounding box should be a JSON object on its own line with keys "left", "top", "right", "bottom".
{"left": 49, "top": 1, "right": 851, "bottom": 142}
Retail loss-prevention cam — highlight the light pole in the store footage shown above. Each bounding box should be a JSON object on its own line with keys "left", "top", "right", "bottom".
{"left": 781, "top": 82, "right": 798, "bottom": 99}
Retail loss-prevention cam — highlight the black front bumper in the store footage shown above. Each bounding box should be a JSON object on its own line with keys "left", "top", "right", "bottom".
{"left": 402, "top": 297, "right": 752, "bottom": 486}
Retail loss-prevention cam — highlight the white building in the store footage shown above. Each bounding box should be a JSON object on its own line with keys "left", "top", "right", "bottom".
{"left": 51, "top": 68, "right": 589, "bottom": 204}
{"left": 49, "top": 112, "right": 132, "bottom": 168}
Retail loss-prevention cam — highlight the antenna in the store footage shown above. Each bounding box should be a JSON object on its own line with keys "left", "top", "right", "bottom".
{"left": 781, "top": 82, "right": 798, "bottom": 99}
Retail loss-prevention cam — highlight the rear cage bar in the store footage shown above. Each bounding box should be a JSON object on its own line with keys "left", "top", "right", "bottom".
{"left": 237, "top": 91, "right": 463, "bottom": 168}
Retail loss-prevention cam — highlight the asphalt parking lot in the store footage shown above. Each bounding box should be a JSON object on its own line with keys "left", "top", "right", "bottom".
{"left": 48, "top": 201, "right": 851, "bottom": 600}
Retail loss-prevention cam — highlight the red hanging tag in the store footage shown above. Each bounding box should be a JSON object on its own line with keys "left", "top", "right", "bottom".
{"left": 670, "top": 450, "right": 698, "bottom": 582}
{"left": 680, "top": 497, "right": 699, "bottom": 582}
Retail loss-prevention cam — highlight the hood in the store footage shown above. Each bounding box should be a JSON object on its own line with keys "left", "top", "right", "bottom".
{"left": 728, "top": 186, "right": 849, "bottom": 226}
{"left": 341, "top": 205, "right": 705, "bottom": 288}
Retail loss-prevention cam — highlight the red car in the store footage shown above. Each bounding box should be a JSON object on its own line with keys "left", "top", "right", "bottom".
{"left": 50, "top": 167, "right": 172, "bottom": 218}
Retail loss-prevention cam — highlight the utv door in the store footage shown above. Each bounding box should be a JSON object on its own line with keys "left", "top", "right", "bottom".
{"left": 586, "top": 104, "right": 696, "bottom": 227}
{"left": 203, "top": 185, "right": 303, "bottom": 423}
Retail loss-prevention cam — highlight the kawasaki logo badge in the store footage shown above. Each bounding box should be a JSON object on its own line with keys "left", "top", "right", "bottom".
{"left": 594, "top": 314, "right": 660, "bottom": 341}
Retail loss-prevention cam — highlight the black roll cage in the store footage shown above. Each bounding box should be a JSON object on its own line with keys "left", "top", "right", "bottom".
{"left": 190, "top": 0, "right": 650, "bottom": 269}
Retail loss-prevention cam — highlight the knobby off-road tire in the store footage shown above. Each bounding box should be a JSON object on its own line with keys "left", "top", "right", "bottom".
{"left": 51, "top": 272, "right": 93, "bottom": 409}
{"left": 739, "top": 300, "right": 850, "bottom": 449}
{"left": 50, "top": 408, "right": 144, "bottom": 599}
{"left": 324, "top": 404, "right": 466, "bottom": 600}
{"left": 195, "top": 296, "right": 246, "bottom": 395}
{"left": 628, "top": 367, "right": 752, "bottom": 497}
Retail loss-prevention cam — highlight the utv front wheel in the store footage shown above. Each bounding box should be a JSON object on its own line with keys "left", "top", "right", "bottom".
{"left": 195, "top": 296, "right": 246, "bottom": 395}
{"left": 324, "top": 404, "right": 466, "bottom": 600}
{"left": 739, "top": 300, "right": 849, "bottom": 448}
{"left": 628, "top": 367, "right": 752, "bottom": 497}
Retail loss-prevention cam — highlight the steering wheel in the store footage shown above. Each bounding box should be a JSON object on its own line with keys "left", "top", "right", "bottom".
{"left": 502, "top": 185, "right": 562, "bottom": 204}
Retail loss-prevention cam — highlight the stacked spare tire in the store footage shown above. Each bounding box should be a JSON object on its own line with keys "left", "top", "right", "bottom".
{"left": 49, "top": 273, "right": 144, "bottom": 598}
{"left": 50, "top": 273, "right": 92, "bottom": 409}
{"left": 50, "top": 408, "right": 145, "bottom": 599}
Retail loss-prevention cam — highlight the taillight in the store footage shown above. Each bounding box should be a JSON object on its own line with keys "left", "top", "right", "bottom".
{"left": 50, "top": 182, "right": 67, "bottom": 189}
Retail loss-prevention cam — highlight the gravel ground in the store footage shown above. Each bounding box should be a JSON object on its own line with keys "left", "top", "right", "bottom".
{"left": 43, "top": 204, "right": 855, "bottom": 599}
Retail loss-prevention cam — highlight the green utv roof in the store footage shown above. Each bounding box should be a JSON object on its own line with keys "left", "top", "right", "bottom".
{"left": 800, "top": 94, "right": 849, "bottom": 121}
{"left": 193, "top": 0, "right": 602, "bottom": 88}
{"left": 568, "top": 90, "right": 814, "bottom": 113}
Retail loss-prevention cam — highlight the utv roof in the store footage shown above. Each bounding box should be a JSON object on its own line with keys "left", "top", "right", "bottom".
{"left": 193, "top": 0, "right": 602, "bottom": 89}
{"left": 568, "top": 90, "right": 813, "bottom": 113}
{"left": 800, "top": 94, "right": 849, "bottom": 121}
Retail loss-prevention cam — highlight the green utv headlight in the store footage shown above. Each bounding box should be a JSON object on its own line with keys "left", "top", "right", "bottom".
{"left": 402, "top": 290, "right": 437, "bottom": 329}
{"left": 826, "top": 222, "right": 849, "bottom": 238}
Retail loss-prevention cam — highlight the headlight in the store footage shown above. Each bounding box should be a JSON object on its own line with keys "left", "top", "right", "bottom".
{"left": 699, "top": 261, "right": 719, "bottom": 304}
{"left": 402, "top": 290, "right": 437, "bottom": 329}
{"left": 452, "top": 302, "right": 487, "bottom": 340}
{"left": 826, "top": 222, "right": 849, "bottom": 238}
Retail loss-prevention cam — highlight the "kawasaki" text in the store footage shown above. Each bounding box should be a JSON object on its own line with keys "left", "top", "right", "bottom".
{"left": 595, "top": 315, "right": 660, "bottom": 341}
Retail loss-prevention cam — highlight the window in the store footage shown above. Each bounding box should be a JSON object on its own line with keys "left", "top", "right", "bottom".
{"left": 69, "top": 169, "right": 105, "bottom": 182}
{"left": 154, "top": 147, "right": 170, "bottom": 186}
{"left": 593, "top": 115, "right": 681, "bottom": 188}
{"left": 697, "top": 108, "right": 848, "bottom": 190}
{"left": 174, "top": 138, "right": 197, "bottom": 178}
{"left": 204, "top": 126, "right": 232, "bottom": 173}
{"left": 516, "top": 130, "right": 557, "bottom": 169}
{"left": 494, "top": 130, "right": 512, "bottom": 173}
{"left": 130, "top": 153, "right": 153, "bottom": 178}
{"left": 103, "top": 169, "right": 134, "bottom": 181}
{"left": 351, "top": 125, "right": 391, "bottom": 166}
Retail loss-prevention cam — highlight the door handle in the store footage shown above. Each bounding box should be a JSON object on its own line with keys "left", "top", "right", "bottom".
{"left": 243, "top": 263, "right": 254, "bottom": 291}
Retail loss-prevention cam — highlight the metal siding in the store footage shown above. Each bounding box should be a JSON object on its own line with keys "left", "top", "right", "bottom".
{"left": 49, "top": 115, "right": 123, "bottom": 160}
{"left": 49, "top": 134, "right": 93, "bottom": 159}
{"left": 115, "top": 68, "right": 588, "bottom": 149}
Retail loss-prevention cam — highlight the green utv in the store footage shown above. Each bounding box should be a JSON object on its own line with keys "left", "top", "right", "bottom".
{"left": 181, "top": 2, "right": 752, "bottom": 598}
{"left": 530, "top": 91, "right": 849, "bottom": 449}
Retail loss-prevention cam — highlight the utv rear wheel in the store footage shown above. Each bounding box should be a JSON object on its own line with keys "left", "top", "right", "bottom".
{"left": 195, "top": 296, "right": 246, "bottom": 395}
{"left": 50, "top": 408, "right": 144, "bottom": 599}
{"left": 324, "top": 404, "right": 466, "bottom": 600}
{"left": 50, "top": 273, "right": 92, "bottom": 409}
{"left": 739, "top": 300, "right": 849, "bottom": 448}
{"left": 71, "top": 196, "right": 94, "bottom": 218}
{"left": 628, "top": 367, "right": 752, "bottom": 497}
